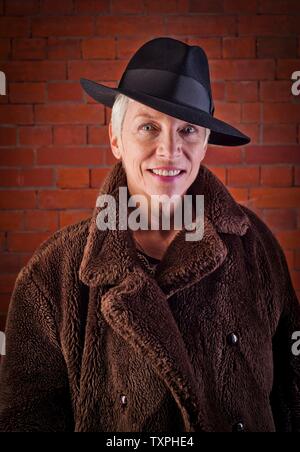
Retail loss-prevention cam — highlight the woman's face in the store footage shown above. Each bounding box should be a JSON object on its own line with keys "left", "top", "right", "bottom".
{"left": 109, "top": 99, "right": 208, "bottom": 202}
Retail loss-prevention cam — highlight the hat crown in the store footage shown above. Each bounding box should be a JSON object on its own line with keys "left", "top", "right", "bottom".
{"left": 121, "top": 37, "right": 212, "bottom": 99}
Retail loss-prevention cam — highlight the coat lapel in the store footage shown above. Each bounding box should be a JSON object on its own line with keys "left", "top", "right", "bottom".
{"left": 79, "top": 161, "right": 250, "bottom": 431}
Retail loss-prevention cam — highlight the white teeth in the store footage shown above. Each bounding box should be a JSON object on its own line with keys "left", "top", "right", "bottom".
{"left": 151, "top": 169, "right": 181, "bottom": 176}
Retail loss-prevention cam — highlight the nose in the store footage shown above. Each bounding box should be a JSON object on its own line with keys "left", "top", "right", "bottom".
{"left": 156, "top": 129, "right": 183, "bottom": 160}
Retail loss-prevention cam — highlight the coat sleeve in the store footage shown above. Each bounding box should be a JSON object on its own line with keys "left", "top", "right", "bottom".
{"left": 0, "top": 264, "right": 74, "bottom": 432}
{"left": 270, "top": 243, "right": 300, "bottom": 432}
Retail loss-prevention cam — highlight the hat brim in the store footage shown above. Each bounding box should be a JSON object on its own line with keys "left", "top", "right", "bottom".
{"left": 80, "top": 78, "right": 250, "bottom": 147}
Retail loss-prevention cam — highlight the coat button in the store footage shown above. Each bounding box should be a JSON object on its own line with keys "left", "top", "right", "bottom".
{"left": 227, "top": 332, "right": 238, "bottom": 346}
{"left": 120, "top": 395, "right": 127, "bottom": 407}
{"left": 233, "top": 422, "right": 245, "bottom": 432}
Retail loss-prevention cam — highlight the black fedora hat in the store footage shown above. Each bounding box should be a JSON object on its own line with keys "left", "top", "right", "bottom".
{"left": 80, "top": 37, "right": 250, "bottom": 147}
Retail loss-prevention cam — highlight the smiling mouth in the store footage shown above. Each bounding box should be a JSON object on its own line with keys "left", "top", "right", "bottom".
{"left": 148, "top": 169, "right": 186, "bottom": 176}
{"left": 147, "top": 168, "right": 186, "bottom": 181}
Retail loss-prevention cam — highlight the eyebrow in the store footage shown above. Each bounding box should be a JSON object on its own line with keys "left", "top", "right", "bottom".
{"left": 133, "top": 112, "right": 194, "bottom": 125}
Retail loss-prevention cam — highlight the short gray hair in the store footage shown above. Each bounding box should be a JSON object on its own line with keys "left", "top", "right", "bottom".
{"left": 110, "top": 92, "right": 210, "bottom": 146}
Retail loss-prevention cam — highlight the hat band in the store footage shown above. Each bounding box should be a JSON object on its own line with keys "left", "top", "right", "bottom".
{"left": 119, "top": 68, "right": 213, "bottom": 114}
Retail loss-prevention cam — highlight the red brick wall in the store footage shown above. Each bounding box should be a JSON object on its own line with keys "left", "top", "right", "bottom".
{"left": 0, "top": 0, "right": 300, "bottom": 332}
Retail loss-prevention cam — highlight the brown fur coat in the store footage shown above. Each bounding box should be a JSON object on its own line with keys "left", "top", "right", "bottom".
{"left": 0, "top": 162, "right": 299, "bottom": 432}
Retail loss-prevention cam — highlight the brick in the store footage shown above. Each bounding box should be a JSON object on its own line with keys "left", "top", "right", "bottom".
{"left": 241, "top": 103, "right": 261, "bottom": 123}
{"left": 0, "top": 168, "right": 53, "bottom": 187}
{"left": 117, "top": 37, "right": 155, "bottom": 59}
{"left": 0, "top": 18, "right": 30, "bottom": 38}
{"left": 165, "top": 15, "right": 236, "bottom": 37}
{"left": 111, "top": 0, "right": 144, "bottom": 14}
{"left": 223, "top": 37, "right": 255, "bottom": 58}
{"left": 189, "top": 0, "right": 223, "bottom": 13}
{"left": 145, "top": 0, "right": 179, "bottom": 13}
{"left": 88, "top": 126, "right": 110, "bottom": 145}
{"left": 0, "top": 39, "right": 11, "bottom": 60}
{"left": 224, "top": 0, "right": 257, "bottom": 12}
{"left": 291, "top": 271, "right": 300, "bottom": 291}
{"left": 295, "top": 250, "right": 300, "bottom": 269}
{"left": 263, "top": 209, "right": 297, "bottom": 230}
{"left": 295, "top": 167, "right": 300, "bottom": 185}
{"left": 82, "top": 38, "right": 116, "bottom": 60}
{"left": 238, "top": 123, "right": 260, "bottom": 144}
{"left": 0, "top": 254, "right": 22, "bottom": 274}
{"left": 54, "top": 126, "right": 86, "bottom": 145}
{"left": 226, "top": 81, "right": 258, "bottom": 102}
{"left": 37, "top": 146, "right": 104, "bottom": 166}
{"left": 57, "top": 168, "right": 89, "bottom": 188}
{"left": 213, "top": 101, "right": 241, "bottom": 123}
{"left": 1, "top": 61, "right": 66, "bottom": 82}
{"left": 283, "top": 249, "right": 295, "bottom": 269}
{"left": 239, "top": 15, "right": 299, "bottom": 36}
{"left": 7, "top": 232, "right": 51, "bottom": 253}
{"left": 257, "top": 37, "right": 298, "bottom": 59}
{"left": 9, "top": 83, "right": 46, "bottom": 103}
{"left": 261, "top": 166, "right": 292, "bottom": 187}
{"left": 0, "top": 148, "right": 34, "bottom": 166}
{"left": 48, "top": 82, "right": 83, "bottom": 102}
{"left": 59, "top": 210, "right": 92, "bottom": 228}
{"left": 249, "top": 188, "right": 300, "bottom": 208}
{"left": 32, "top": 16, "right": 94, "bottom": 38}
{"left": 227, "top": 187, "right": 249, "bottom": 203}
{"left": 245, "top": 146, "right": 300, "bottom": 164}
{"left": 263, "top": 104, "right": 300, "bottom": 123}
{"left": 0, "top": 191, "right": 36, "bottom": 209}
{"left": 228, "top": 166, "right": 259, "bottom": 186}
{"left": 96, "top": 15, "right": 165, "bottom": 36}
{"left": 40, "top": 0, "right": 74, "bottom": 14}
{"left": 206, "top": 166, "right": 226, "bottom": 184}
{"left": 35, "top": 104, "right": 104, "bottom": 124}
{"left": 259, "top": 0, "right": 300, "bottom": 13}
{"left": 0, "top": 274, "right": 18, "bottom": 294}
{"left": 260, "top": 81, "right": 294, "bottom": 102}
{"left": 277, "top": 59, "right": 300, "bottom": 80}
{"left": 19, "top": 126, "right": 52, "bottom": 146}
{"left": 0, "top": 127, "right": 17, "bottom": 146}
{"left": 211, "top": 82, "right": 225, "bottom": 101}
{"left": 12, "top": 38, "right": 46, "bottom": 60}
{"left": 105, "top": 148, "right": 119, "bottom": 166}
{"left": 47, "top": 38, "right": 81, "bottom": 60}
{"left": 203, "top": 147, "right": 242, "bottom": 165}
{"left": 68, "top": 60, "right": 125, "bottom": 82}
{"left": 0, "top": 0, "right": 4, "bottom": 15}
{"left": 0, "top": 212, "right": 23, "bottom": 231}
{"left": 211, "top": 59, "right": 274, "bottom": 81}
{"left": 262, "top": 125, "right": 298, "bottom": 144}
{"left": 0, "top": 294, "right": 11, "bottom": 314}
{"left": 5, "top": 0, "right": 39, "bottom": 15}
{"left": 90, "top": 167, "right": 111, "bottom": 187}
{"left": 38, "top": 189, "right": 99, "bottom": 209}
{"left": 0, "top": 105, "right": 33, "bottom": 125}
{"left": 186, "top": 38, "right": 222, "bottom": 59}
{"left": 24, "top": 210, "right": 58, "bottom": 232}
{"left": 74, "top": 0, "right": 110, "bottom": 13}
{"left": 275, "top": 230, "right": 300, "bottom": 249}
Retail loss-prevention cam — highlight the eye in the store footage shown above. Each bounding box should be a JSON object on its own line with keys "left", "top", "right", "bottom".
{"left": 141, "top": 123, "right": 156, "bottom": 132}
{"left": 182, "top": 125, "right": 197, "bottom": 134}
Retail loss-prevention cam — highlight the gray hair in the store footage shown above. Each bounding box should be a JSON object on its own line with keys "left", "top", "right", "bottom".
{"left": 110, "top": 92, "right": 211, "bottom": 147}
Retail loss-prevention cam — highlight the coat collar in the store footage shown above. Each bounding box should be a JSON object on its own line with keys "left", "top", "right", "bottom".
{"left": 78, "top": 161, "right": 250, "bottom": 431}
{"left": 79, "top": 160, "right": 250, "bottom": 295}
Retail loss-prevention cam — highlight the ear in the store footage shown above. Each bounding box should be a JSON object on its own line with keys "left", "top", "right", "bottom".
{"left": 109, "top": 121, "right": 122, "bottom": 160}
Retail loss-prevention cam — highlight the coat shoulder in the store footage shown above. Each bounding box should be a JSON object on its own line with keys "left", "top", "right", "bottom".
{"left": 18, "top": 216, "right": 92, "bottom": 291}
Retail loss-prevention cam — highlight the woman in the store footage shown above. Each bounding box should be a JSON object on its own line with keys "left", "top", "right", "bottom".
{"left": 0, "top": 37, "right": 299, "bottom": 432}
